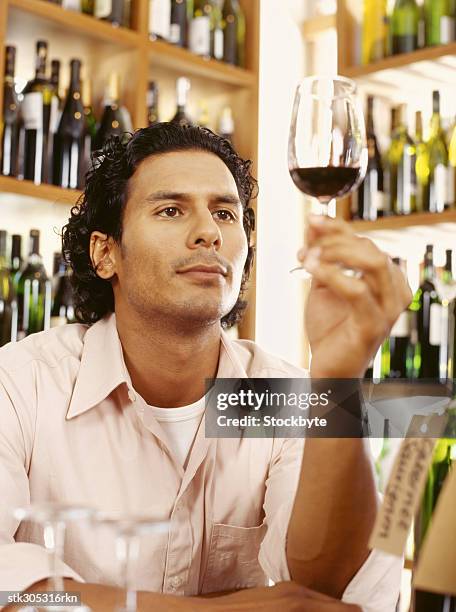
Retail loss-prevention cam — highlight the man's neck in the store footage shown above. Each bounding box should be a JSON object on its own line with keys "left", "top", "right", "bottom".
{"left": 115, "top": 310, "right": 222, "bottom": 408}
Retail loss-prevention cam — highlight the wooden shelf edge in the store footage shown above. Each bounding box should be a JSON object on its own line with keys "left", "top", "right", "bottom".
{"left": 0, "top": 176, "right": 82, "bottom": 205}
{"left": 148, "top": 39, "right": 256, "bottom": 88}
{"left": 302, "top": 13, "right": 336, "bottom": 40}
{"left": 341, "top": 42, "right": 456, "bottom": 79}
{"left": 8, "top": 0, "right": 143, "bottom": 48}
{"left": 350, "top": 210, "right": 456, "bottom": 233}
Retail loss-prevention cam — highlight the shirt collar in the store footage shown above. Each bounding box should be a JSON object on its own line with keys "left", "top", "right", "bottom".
{"left": 67, "top": 315, "right": 247, "bottom": 420}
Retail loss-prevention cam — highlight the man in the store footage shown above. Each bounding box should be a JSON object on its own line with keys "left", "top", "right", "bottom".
{"left": 0, "top": 124, "right": 411, "bottom": 610}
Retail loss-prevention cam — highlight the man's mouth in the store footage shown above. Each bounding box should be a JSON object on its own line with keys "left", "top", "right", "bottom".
{"left": 176, "top": 264, "right": 228, "bottom": 277}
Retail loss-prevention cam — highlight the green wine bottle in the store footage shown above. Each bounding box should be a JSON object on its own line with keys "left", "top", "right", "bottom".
{"left": 391, "top": 0, "right": 419, "bottom": 54}
{"left": 0, "top": 230, "right": 18, "bottom": 346}
{"left": 386, "top": 104, "right": 416, "bottom": 215}
{"left": 428, "top": 91, "right": 449, "bottom": 214}
{"left": 16, "top": 229, "right": 51, "bottom": 340}
{"left": 414, "top": 426, "right": 456, "bottom": 611}
{"left": 415, "top": 111, "right": 430, "bottom": 212}
{"left": 424, "top": 0, "right": 455, "bottom": 46}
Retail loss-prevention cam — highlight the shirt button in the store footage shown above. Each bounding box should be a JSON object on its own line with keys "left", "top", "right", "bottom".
{"left": 169, "top": 576, "right": 183, "bottom": 589}
{"left": 128, "top": 389, "right": 136, "bottom": 402}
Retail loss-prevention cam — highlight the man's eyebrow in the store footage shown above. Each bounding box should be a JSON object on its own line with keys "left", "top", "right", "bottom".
{"left": 145, "top": 191, "right": 242, "bottom": 206}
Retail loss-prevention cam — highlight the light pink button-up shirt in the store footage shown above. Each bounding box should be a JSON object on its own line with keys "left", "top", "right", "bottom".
{"left": 0, "top": 314, "right": 401, "bottom": 611}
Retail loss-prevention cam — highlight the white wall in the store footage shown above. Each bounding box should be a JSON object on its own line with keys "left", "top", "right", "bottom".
{"left": 255, "top": 0, "right": 309, "bottom": 366}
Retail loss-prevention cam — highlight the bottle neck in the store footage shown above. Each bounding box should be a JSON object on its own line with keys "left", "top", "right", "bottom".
{"left": 68, "top": 61, "right": 82, "bottom": 99}
{"left": 423, "top": 252, "right": 434, "bottom": 281}
{"left": 29, "top": 234, "right": 40, "bottom": 257}
{"left": 431, "top": 94, "right": 441, "bottom": 136}
{"left": 4, "top": 47, "right": 15, "bottom": 82}
{"left": 176, "top": 79, "right": 189, "bottom": 111}
{"left": 366, "top": 99, "right": 374, "bottom": 134}
{"left": 35, "top": 45, "right": 47, "bottom": 80}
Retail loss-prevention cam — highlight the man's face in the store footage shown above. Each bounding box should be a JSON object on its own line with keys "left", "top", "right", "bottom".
{"left": 110, "top": 150, "right": 249, "bottom": 327}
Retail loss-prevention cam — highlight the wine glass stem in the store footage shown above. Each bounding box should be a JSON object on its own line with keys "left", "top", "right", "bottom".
{"left": 119, "top": 534, "right": 140, "bottom": 612}
{"left": 44, "top": 521, "right": 65, "bottom": 593}
{"left": 319, "top": 198, "right": 336, "bottom": 218}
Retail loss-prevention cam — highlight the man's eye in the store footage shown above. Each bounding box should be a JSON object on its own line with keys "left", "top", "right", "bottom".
{"left": 158, "top": 207, "right": 181, "bottom": 218}
{"left": 214, "top": 209, "right": 235, "bottom": 221}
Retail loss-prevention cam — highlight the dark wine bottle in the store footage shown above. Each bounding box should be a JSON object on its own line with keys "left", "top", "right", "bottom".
{"left": 222, "top": 0, "right": 245, "bottom": 66}
{"left": 51, "top": 253, "right": 75, "bottom": 326}
{"left": 9, "top": 234, "right": 22, "bottom": 286}
{"left": 170, "top": 77, "right": 193, "bottom": 127}
{"left": 94, "top": 0, "right": 124, "bottom": 26}
{"left": 357, "top": 96, "right": 384, "bottom": 221}
{"left": 170, "top": 0, "right": 188, "bottom": 46}
{"left": 391, "top": 0, "right": 419, "bottom": 54}
{"left": 50, "top": 59, "right": 61, "bottom": 108}
{"left": 52, "top": 59, "right": 85, "bottom": 189}
{"left": 388, "top": 258, "right": 411, "bottom": 378}
{"left": 16, "top": 229, "right": 51, "bottom": 340}
{"left": 147, "top": 81, "right": 159, "bottom": 126}
{"left": 0, "top": 230, "right": 18, "bottom": 347}
{"left": 410, "top": 244, "right": 441, "bottom": 379}
{"left": 22, "top": 40, "right": 54, "bottom": 185}
{"left": 94, "top": 72, "right": 124, "bottom": 150}
{"left": 1, "top": 45, "right": 20, "bottom": 178}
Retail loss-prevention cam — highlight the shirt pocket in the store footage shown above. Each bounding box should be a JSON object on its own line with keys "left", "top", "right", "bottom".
{"left": 201, "top": 522, "right": 268, "bottom": 594}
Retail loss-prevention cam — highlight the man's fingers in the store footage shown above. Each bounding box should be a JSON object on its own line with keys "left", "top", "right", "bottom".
{"left": 305, "top": 260, "right": 386, "bottom": 339}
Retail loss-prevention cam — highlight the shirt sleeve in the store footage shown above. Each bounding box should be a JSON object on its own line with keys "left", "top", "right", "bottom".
{"left": 258, "top": 435, "right": 402, "bottom": 612}
{"left": 0, "top": 370, "right": 82, "bottom": 597}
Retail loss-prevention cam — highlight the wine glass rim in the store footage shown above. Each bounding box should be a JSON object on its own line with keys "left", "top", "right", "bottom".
{"left": 297, "top": 75, "right": 357, "bottom": 99}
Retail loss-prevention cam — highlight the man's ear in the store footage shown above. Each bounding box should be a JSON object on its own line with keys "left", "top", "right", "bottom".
{"left": 90, "top": 232, "right": 117, "bottom": 280}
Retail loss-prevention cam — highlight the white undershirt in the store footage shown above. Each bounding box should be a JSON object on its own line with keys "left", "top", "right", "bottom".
{"left": 146, "top": 397, "right": 206, "bottom": 468}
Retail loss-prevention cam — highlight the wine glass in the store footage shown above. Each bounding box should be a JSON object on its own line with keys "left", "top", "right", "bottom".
{"left": 93, "top": 511, "right": 170, "bottom": 612}
{"left": 13, "top": 503, "right": 95, "bottom": 612}
{"left": 288, "top": 75, "right": 368, "bottom": 275}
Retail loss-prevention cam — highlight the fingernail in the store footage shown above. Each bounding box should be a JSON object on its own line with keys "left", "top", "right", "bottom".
{"left": 303, "top": 247, "right": 321, "bottom": 272}
{"left": 297, "top": 247, "right": 307, "bottom": 262}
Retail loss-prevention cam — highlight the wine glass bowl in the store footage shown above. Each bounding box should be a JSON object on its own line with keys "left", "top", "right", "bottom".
{"left": 288, "top": 75, "right": 367, "bottom": 209}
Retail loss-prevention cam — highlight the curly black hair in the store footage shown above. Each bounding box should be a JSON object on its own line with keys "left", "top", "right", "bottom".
{"left": 62, "top": 122, "right": 257, "bottom": 329}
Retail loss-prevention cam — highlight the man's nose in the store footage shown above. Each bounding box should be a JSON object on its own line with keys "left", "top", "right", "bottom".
{"left": 187, "top": 210, "right": 223, "bottom": 250}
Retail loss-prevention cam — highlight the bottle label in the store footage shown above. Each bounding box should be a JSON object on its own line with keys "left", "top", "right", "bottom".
{"left": 418, "top": 19, "right": 425, "bottom": 48}
{"left": 149, "top": 0, "right": 171, "bottom": 39}
{"left": 213, "top": 28, "right": 224, "bottom": 60}
{"left": 429, "top": 302, "right": 442, "bottom": 346}
{"left": 391, "top": 310, "right": 410, "bottom": 338}
{"left": 62, "top": 0, "right": 82, "bottom": 10}
{"left": 169, "top": 23, "right": 181, "bottom": 44}
{"left": 446, "top": 165, "right": 455, "bottom": 206}
{"left": 440, "top": 16, "right": 455, "bottom": 45}
{"left": 49, "top": 96, "right": 60, "bottom": 134}
{"left": 369, "top": 438, "right": 441, "bottom": 557}
{"left": 189, "top": 16, "right": 210, "bottom": 55}
{"left": 22, "top": 92, "right": 43, "bottom": 130}
{"left": 94, "top": 0, "right": 112, "bottom": 18}
{"left": 431, "top": 163, "right": 447, "bottom": 213}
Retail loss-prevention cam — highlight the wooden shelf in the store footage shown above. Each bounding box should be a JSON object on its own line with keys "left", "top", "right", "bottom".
{"left": 148, "top": 39, "right": 256, "bottom": 89}
{"left": 350, "top": 210, "right": 456, "bottom": 233}
{"left": 343, "top": 42, "right": 456, "bottom": 80}
{"left": 8, "top": 0, "right": 142, "bottom": 49}
{"left": 0, "top": 176, "right": 82, "bottom": 205}
{"left": 302, "top": 14, "right": 336, "bottom": 41}
{"left": 340, "top": 42, "right": 456, "bottom": 97}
